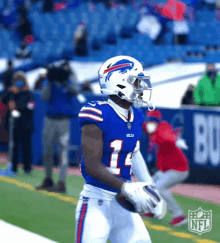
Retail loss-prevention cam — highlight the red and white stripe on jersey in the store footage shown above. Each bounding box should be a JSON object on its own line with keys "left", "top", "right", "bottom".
{"left": 78, "top": 113, "right": 103, "bottom": 122}
{"left": 80, "top": 107, "right": 102, "bottom": 115}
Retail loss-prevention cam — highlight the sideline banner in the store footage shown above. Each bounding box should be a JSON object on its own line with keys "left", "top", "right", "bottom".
{"left": 158, "top": 107, "right": 220, "bottom": 169}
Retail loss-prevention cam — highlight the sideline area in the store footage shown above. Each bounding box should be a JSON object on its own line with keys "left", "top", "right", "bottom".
{"left": 0, "top": 173, "right": 219, "bottom": 243}
{"left": 0, "top": 220, "right": 57, "bottom": 243}
{"left": 0, "top": 153, "right": 219, "bottom": 205}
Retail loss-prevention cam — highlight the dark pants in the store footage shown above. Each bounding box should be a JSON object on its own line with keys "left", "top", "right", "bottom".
{"left": 75, "top": 41, "right": 88, "bottom": 56}
{"left": 174, "top": 34, "right": 187, "bottom": 45}
{"left": 12, "top": 129, "right": 32, "bottom": 173}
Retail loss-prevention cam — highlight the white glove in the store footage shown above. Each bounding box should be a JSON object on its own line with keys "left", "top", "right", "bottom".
{"left": 151, "top": 191, "right": 167, "bottom": 219}
{"left": 121, "top": 182, "right": 160, "bottom": 214}
{"left": 176, "top": 138, "right": 188, "bottom": 150}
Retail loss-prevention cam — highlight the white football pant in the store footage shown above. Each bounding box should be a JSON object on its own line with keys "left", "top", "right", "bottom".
{"left": 75, "top": 196, "right": 151, "bottom": 243}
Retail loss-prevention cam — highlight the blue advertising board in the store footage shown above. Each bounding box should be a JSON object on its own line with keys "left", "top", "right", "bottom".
{"left": 158, "top": 107, "right": 220, "bottom": 169}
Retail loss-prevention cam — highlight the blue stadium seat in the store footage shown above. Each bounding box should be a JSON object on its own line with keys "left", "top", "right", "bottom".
{"left": 125, "top": 11, "right": 140, "bottom": 31}
{"left": 137, "top": 34, "right": 152, "bottom": 46}
{"left": 31, "top": 1, "right": 43, "bottom": 12}
{"left": 4, "top": 1, "right": 219, "bottom": 65}
{"left": 184, "top": 56, "right": 205, "bottom": 63}
{"left": 67, "top": 11, "right": 81, "bottom": 24}
{"left": 184, "top": 45, "right": 204, "bottom": 53}
{"left": 37, "top": 29, "right": 52, "bottom": 41}
{"left": 42, "top": 13, "right": 55, "bottom": 25}
{"left": 164, "top": 32, "right": 173, "bottom": 44}
{"left": 95, "top": 3, "right": 105, "bottom": 12}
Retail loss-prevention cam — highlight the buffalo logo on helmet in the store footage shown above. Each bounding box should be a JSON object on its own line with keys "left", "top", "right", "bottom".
{"left": 104, "top": 59, "right": 134, "bottom": 82}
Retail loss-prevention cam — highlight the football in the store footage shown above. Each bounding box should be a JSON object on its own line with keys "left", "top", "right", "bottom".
{"left": 116, "top": 185, "right": 161, "bottom": 213}
{"left": 116, "top": 192, "right": 136, "bottom": 212}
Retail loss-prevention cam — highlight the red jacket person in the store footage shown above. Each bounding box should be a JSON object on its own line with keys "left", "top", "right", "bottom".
{"left": 142, "top": 109, "right": 189, "bottom": 227}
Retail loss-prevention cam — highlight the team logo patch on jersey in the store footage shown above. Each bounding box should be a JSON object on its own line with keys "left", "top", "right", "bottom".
{"left": 104, "top": 59, "right": 134, "bottom": 82}
{"left": 127, "top": 122, "right": 132, "bottom": 130}
{"left": 83, "top": 197, "right": 89, "bottom": 203}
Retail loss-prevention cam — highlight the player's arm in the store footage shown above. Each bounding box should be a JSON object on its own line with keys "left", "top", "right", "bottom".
{"left": 81, "top": 124, "right": 124, "bottom": 191}
{"left": 157, "top": 125, "right": 188, "bottom": 150}
{"left": 132, "top": 150, "right": 153, "bottom": 185}
{"left": 132, "top": 150, "right": 167, "bottom": 217}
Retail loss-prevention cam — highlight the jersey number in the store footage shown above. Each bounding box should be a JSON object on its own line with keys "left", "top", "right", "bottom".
{"left": 108, "top": 140, "right": 140, "bottom": 175}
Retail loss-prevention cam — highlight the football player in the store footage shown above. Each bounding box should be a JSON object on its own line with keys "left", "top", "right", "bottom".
{"left": 75, "top": 56, "right": 165, "bottom": 243}
{"left": 142, "top": 110, "right": 189, "bottom": 226}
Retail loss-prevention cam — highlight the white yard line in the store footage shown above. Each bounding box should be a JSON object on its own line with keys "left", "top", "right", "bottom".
{"left": 0, "top": 220, "right": 57, "bottom": 243}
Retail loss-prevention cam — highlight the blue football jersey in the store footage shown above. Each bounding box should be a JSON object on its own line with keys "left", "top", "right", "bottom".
{"left": 78, "top": 101, "right": 145, "bottom": 193}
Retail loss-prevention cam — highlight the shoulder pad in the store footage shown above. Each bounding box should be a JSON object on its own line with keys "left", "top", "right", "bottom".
{"left": 79, "top": 101, "right": 104, "bottom": 123}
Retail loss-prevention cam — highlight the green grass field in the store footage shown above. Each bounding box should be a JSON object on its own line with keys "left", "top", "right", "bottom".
{"left": 0, "top": 164, "right": 219, "bottom": 243}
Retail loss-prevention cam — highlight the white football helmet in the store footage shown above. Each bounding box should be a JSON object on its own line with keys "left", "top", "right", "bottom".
{"left": 98, "top": 55, "right": 153, "bottom": 108}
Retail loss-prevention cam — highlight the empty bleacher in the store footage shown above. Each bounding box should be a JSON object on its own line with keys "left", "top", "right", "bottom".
{"left": 0, "top": 1, "right": 220, "bottom": 66}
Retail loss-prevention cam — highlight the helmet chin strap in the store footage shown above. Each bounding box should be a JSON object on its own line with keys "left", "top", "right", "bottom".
{"left": 132, "top": 99, "right": 155, "bottom": 109}
{"left": 132, "top": 95, "right": 155, "bottom": 110}
{"left": 129, "top": 92, "right": 155, "bottom": 109}
{"left": 147, "top": 102, "right": 155, "bottom": 111}
{"left": 133, "top": 100, "right": 142, "bottom": 108}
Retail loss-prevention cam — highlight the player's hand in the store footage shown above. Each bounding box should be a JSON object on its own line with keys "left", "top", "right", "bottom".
{"left": 151, "top": 190, "right": 167, "bottom": 219}
{"left": 176, "top": 138, "right": 188, "bottom": 150}
{"left": 121, "top": 182, "right": 159, "bottom": 214}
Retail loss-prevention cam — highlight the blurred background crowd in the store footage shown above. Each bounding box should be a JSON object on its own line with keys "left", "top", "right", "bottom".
{"left": 0, "top": 0, "right": 220, "bottom": 63}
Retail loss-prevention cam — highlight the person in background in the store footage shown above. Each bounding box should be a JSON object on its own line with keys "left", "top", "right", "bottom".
{"left": 2, "top": 59, "right": 14, "bottom": 92}
{"left": 204, "top": 0, "right": 216, "bottom": 10}
{"left": 137, "top": 4, "right": 169, "bottom": 45}
{"left": 15, "top": 41, "right": 32, "bottom": 59}
{"left": 81, "top": 80, "right": 92, "bottom": 92}
{"left": 142, "top": 109, "right": 189, "bottom": 227}
{"left": 1, "top": 71, "right": 35, "bottom": 175}
{"left": 173, "top": 20, "right": 189, "bottom": 45}
{"left": 17, "top": 3, "right": 28, "bottom": 18}
{"left": 181, "top": 84, "right": 195, "bottom": 105}
{"left": 17, "top": 16, "right": 34, "bottom": 43}
{"left": 193, "top": 63, "right": 220, "bottom": 106}
{"left": 60, "top": 61, "right": 77, "bottom": 84}
{"left": 13, "top": 0, "right": 31, "bottom": 13}
{"left": 36, "top": 65, "right": 78, "bottom": 194}
{"left": 42, "top": 0, "right": 54, "bottom": 12}
{"left": 34, "top": 68, "right": 48, "bottom": 90}
{"left": 73, "top": 21, "right": 88, "bottom": 56}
